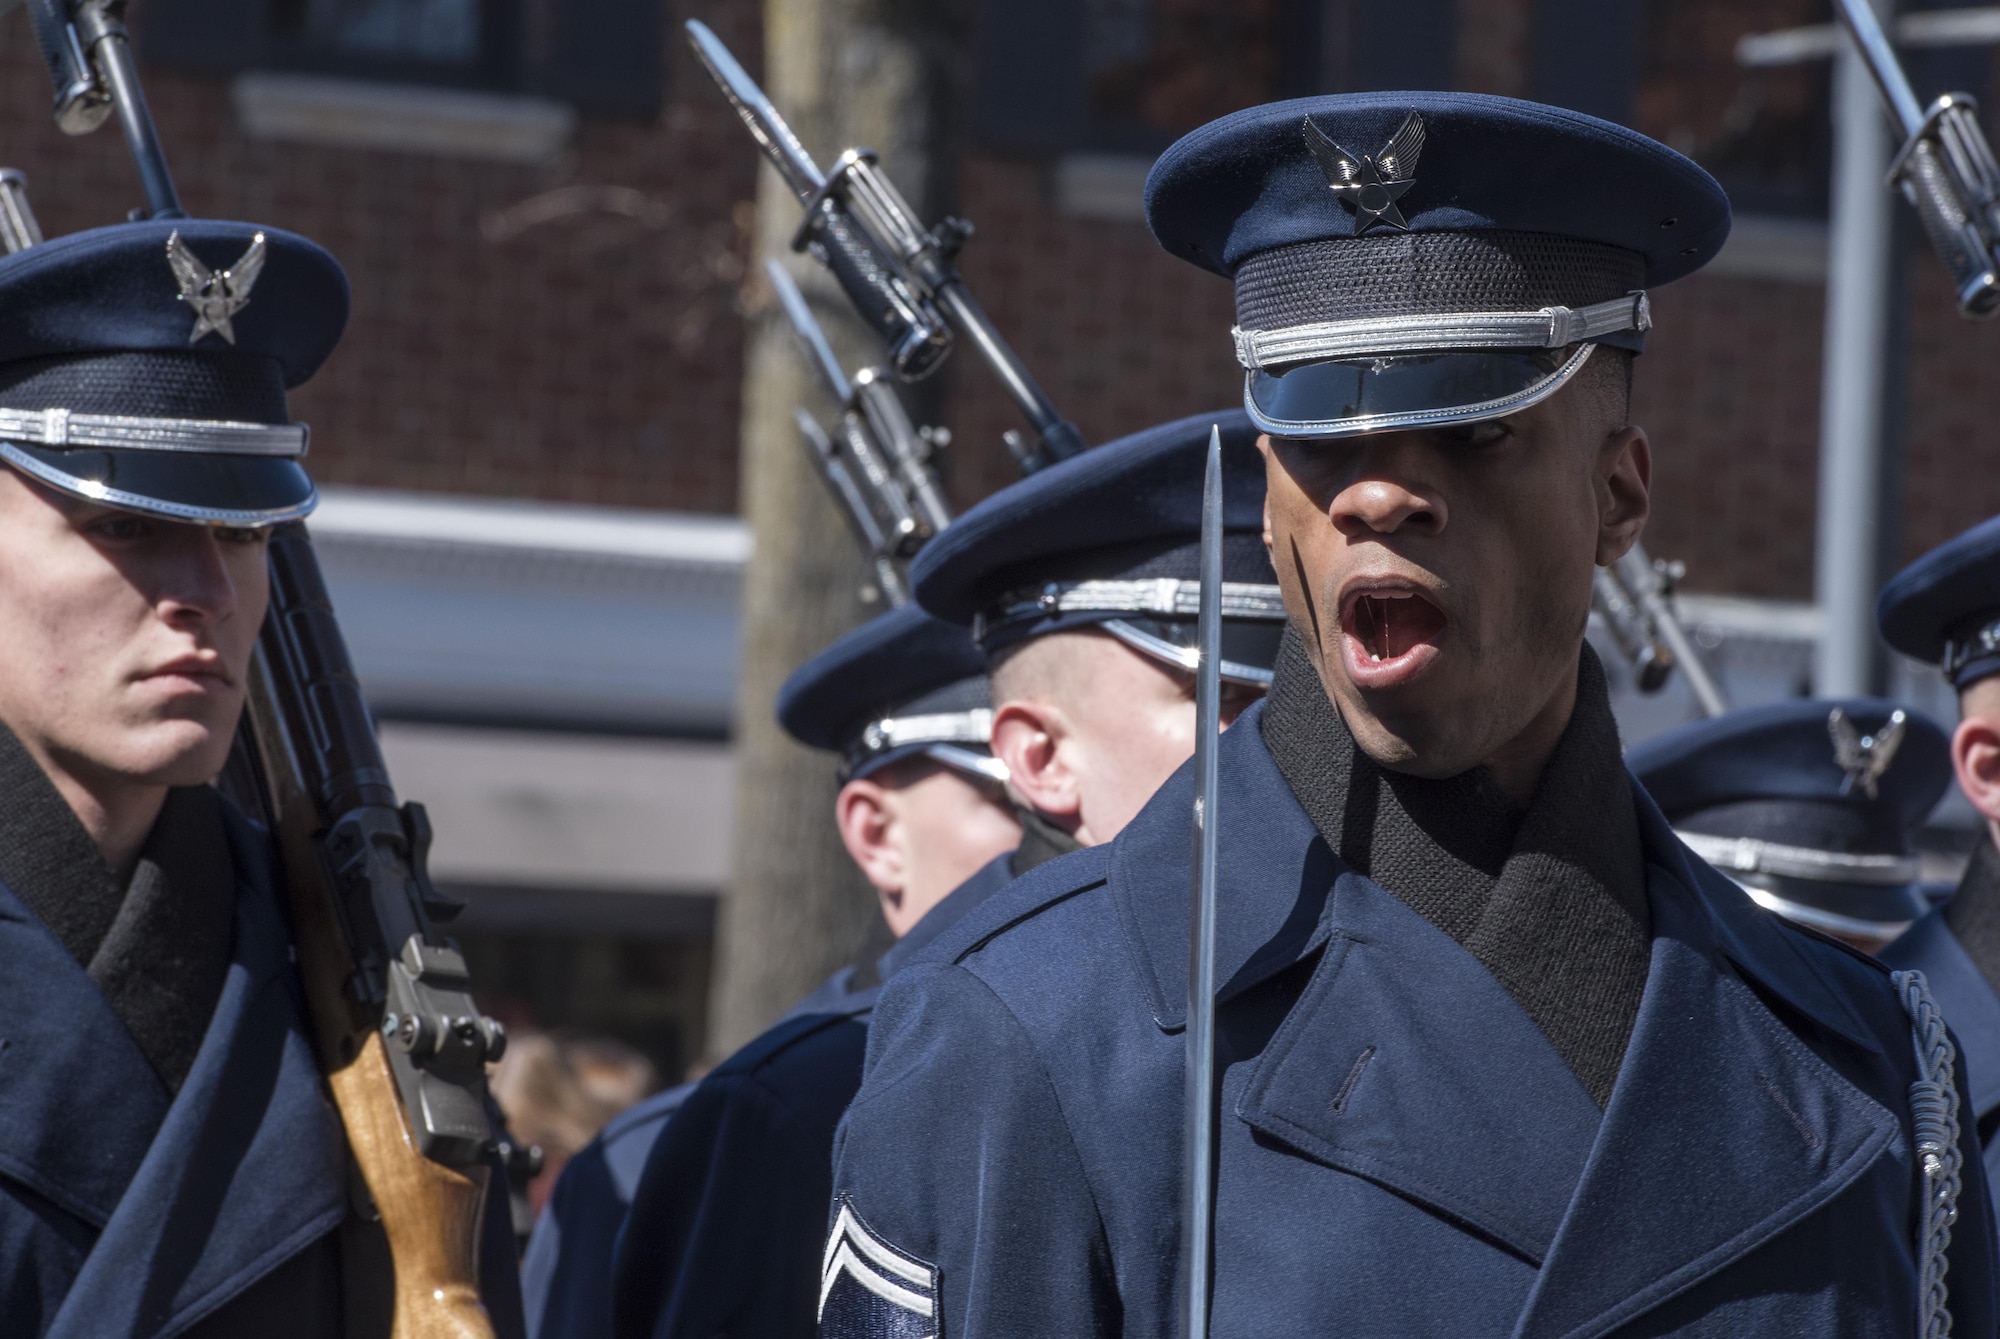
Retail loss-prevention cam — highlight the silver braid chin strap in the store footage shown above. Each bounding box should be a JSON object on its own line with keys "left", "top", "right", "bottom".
{"left": 1893, "top": 968, "right": 1963, "bottom": 1339}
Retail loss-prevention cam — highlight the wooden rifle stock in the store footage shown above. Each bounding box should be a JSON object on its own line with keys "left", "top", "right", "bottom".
{"left": 241, "top": 524, "right": 499, "bottom": 1339}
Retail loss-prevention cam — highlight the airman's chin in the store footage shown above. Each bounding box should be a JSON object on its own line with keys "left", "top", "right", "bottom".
{"left": 111, "top": 717, "right": 245, "bottom": 790}
{"left": 1333, "top": 695, "right": 1488, "bottom": 781}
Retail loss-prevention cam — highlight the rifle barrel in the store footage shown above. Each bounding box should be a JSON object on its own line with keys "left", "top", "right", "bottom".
{"left": 933, "top": 283, "right": 1086, "bottom": 464}
{"left": 89, "top": 21, "right": 182, "bottom": 217}
{"left": 1833, "top": 0, "right": 1926, "bottom": 134}
{"left": 0, "top": 170, "right": 45, "bottom": 253}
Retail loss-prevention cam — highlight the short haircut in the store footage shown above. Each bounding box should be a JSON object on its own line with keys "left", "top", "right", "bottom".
{"left": 988, "top": 630, "right": 1095, "bottom": 710}
{"left": 1578, "top": 344, "right": 1635, "bottom": 433}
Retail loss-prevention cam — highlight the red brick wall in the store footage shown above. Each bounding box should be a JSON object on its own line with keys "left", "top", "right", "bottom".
{"left": 0, "top": 0, "right": 760, "bottom": 513}
{"left": 934, "top": 155, "right": 1242, "bottom": 509}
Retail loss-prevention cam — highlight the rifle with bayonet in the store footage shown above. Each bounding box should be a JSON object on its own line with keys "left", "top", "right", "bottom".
{"left": 1591, "top": 542, "right": 1728, "bottom": 718}
{"left": 768, "top": 259, "right": 954, "bottom": 604}
{"left": 1833, "top": 0, "right": 2000, "bottom": 317}
{"left": 14, "top": 6, "right": 507, "bottom": 1333}
{"left": 687, "top": 18, "right": 1087, "bottom": 473}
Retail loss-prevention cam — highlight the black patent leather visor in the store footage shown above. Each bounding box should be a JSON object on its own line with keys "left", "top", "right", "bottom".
{"left": 1245, "top": 344, "right": 1594, "bottom": 440}
{"left": 0, "top": 440, "right": 317, "bottom": 526}
{"left": 1102, "top": 616, "right": 1285, "bottom": 688}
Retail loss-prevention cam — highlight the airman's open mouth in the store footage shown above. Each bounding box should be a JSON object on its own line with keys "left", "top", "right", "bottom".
{"left": 1344, "top": 589, "right": 1447, "bottom": 664}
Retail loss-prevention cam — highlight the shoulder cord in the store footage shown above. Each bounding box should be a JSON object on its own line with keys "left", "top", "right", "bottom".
{"left": 1894, "top": 968, "right": 1963, "bottom": 1339}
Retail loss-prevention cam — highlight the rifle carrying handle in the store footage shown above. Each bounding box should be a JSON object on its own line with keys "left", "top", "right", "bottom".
{"left": 1900, "top": 138, "right": 2000, "bottom": 318}
{"left": 801, "top": 205, "right": 952, "bottom": 380}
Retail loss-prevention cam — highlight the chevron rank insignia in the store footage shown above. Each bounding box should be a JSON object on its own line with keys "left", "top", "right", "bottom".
{"left": 818, "top": 1198, "right": 940, "bottom": 1339}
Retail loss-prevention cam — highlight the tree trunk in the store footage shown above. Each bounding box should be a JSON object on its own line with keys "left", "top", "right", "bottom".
{"left": 707, "top": 0, "right": 968, "bottom": 1060}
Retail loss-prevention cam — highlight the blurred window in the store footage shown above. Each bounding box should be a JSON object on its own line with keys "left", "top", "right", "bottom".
{"left": 976, "top": 0, "right": 1331, "bottom": 154}
{"left": 275, "top": 0, "right": 483, "bottom": 66}
{"left": 262, "top": 0, "right": 520, "bottom": 88}
{"left": 1079, "top": 0, "right": 1296, "bottom": 147}
{"left": 138, "top": 0, "right": 663, "bottom": 115}
{"left": 1633, "top": 0, "right": 1997, "bottom": 221}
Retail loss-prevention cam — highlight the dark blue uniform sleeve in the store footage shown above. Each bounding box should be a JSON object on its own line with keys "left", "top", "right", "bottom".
{"left": 612, "top": 1017, "right": 867, "bottom": 1339}
{"left": 824, "top": 962, "right": 1118, "bottom": 1339}
{"left": 521, "top": 1139, "right": 622, "bottom": 1339}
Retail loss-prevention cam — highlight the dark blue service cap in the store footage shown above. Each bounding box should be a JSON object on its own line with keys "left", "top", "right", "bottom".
{"left": 1145, "top": 93, "right": 1730, "bottom": 441}
{"left": 776, "top": 603, "right": 1004, "bottom": 784}
{"left": 1877, "top": 514, "right": 2000, "bottom": 689}
{"left": 909, "top": 409, "right": 1284, "bottom": 686}
{"left": 1629, "top": 698, "right": 1951, "bottom": 937}
{"left": 0, "top": 218, "right": 349, "bottom": 527}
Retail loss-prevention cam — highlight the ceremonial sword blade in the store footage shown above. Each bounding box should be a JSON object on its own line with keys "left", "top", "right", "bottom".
{"left": 1182, "top": 426, "right": 1224, "bottom": 1339}
{"left": 685, "top": 19, "right": 827, "bottom": 201}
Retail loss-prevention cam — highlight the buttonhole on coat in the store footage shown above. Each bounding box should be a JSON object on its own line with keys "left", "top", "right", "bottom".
{"left": 1331, "top": 1045, "right": 1376, "bottom": 1114}
{"left": 1755, "top": 1071, "right": 1821, "bottom": 1149}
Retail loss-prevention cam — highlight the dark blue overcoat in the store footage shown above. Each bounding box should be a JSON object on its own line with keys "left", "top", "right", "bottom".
{"left": 0, "top": 802, "right": 525, "bottom": 1339}
{"left": 607, "top": 855, "right": 1019, "bottom": 1339}
{"left": 827, "top": 700, "right": 2000, "bottom": 1339}
{"left": 521, "top": 1080, "right": 695, "bottom": 1339}
{"left": 1883, "top": 898, "right": 2000, "bottom": 1219}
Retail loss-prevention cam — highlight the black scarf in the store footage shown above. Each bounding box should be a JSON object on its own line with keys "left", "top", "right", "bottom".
{"left": 0, "top": 723, "right": 236, "bottom": 1094}
{"left": 1260, "top": 629, "right": 1651, "bottom": 1107}
{"left": 1947, "top": 833, "right": 2000, "bottom": 997}
{"left": 1010, "top": 805, "right": 1083, "bottom": 876}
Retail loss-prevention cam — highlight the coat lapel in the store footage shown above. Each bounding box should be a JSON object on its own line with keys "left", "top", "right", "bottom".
{"left": 1512, "top": 807, "right": 1900, "bottom": 1339}
{"left": 0, "top": 879, "right": 168, "bottom": 1230}
{"left": 1117, "top": 703, "right": 1604, "bottom": 1263}
{"left": 46, "top": 812, "right": 347, "bottom": 1339}
{"left": 1111, "top": 699, "right": 1340, "bottom": 1032}
{"left": 1234, "top": 869, "right": 1604, "bottom": 1264}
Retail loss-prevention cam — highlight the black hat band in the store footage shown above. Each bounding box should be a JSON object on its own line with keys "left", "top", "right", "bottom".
{"left": 0, "top": 349, "right": 314, "bottom": 526}
{"left": 1232, "top": 230, "right": 1648, "bottom": 328}
{"left": 1943, "top": 613, "right": 2000, "bottom": 686}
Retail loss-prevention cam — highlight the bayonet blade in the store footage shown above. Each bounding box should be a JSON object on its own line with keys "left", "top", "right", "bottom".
{"left": 766, "top": 259, "right": 854, "bottom": 403}
{"left": 1181, "top": 426, "right": 1223, "bottom": 1339}
{"left": 685, "top": 19, "right": 826, "bottom": 201}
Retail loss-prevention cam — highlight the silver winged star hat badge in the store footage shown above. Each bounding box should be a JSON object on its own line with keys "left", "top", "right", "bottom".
{"left": 1828, "top": 705, "right": 1906, "bottom": 800}
{"left": 1304, "top": 111, "right": 1425, "bottom": 235}
{"left": 166, "top": 230, "right": 267, "bottom": 346}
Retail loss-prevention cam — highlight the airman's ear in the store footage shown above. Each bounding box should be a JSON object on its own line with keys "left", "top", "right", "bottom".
{"left": 835, "top": 778, "right": 906, "bottom": 898}
{"left": 989, "top": 698, "right": 1082, "bottom": 823}
{"left": 1594, "top": 425, "right": 1651, "bottom": 568}
{"left": 1953, "top": 714, "right": 2000, "bottom": 833}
